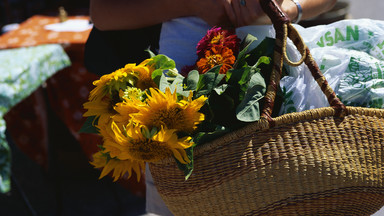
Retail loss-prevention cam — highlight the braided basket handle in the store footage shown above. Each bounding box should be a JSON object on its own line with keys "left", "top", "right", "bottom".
{"left": 259, "top": 0, "right": 346, "bottom": 126}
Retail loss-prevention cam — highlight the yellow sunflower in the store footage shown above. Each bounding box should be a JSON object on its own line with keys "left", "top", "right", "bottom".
{"left": 83, "top": 95, "right": 116, "bottom": 127}
{"left": 88, "top": 58, "right": 156, "bottom": 103}
{"left": 88, "top": 67, "right": 131, "bottom": 101}
{"left": 112, "top": 88, "right": 146, "bottom": 127}
{"left": 94, "top": 121, "right": 192, "bottom": 181}
{"left": 98, "top": 123, "right": 122, "bottom": 159}
{"left": 90, "top": 151, "right": 145, "bottom": 182}
{"left": 113, "top": 121, "right": 192, "bottom": 163}
{"left": 124, "top": 59, "right": 158, "bottom": 90}
{"left": 132, "top": 88, "right": 207, "bottom": 133}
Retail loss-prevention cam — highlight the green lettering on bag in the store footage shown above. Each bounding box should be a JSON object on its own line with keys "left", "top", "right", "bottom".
{"left": 376, "top": 62, "right": 383, "bottom": 79}
{"left": 325, "top": 31, "right": 334, "bottom": 46}
{"left": 363, "top": 41, "right": 373, "bottom": 50}
{"left": 377, "top": 40, "right": 384, "bottom": 50}
{"left": 317, "top": 37, "right": 325, "bottom": 47}
{"left": 316, "top": 26, "right": 359, "bottom": 47}
{"left": 346, "top": 25, "right": 359, "bottom": 41}
{"left": 334, "top": 28, "right": 345, "bottom": 43}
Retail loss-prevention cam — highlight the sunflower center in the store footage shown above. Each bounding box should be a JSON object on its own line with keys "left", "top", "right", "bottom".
{"left": 128, "top": 139, "right": 171, "bottom": 162}
{"left": 152, "top": 106, "right": 184, "bottom": 129}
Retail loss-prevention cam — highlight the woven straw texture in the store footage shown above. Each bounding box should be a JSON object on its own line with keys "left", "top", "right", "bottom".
{"left": 149, "top": 107, "right": 384, "bottom": 215}
{"left": 148, "top": 0, "right": 384, "bottom": 215}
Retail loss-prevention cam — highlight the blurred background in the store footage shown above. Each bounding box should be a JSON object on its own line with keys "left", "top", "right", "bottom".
{"left": 0, "top": 0, "right": 89, "bottom": 30}
{"left": 0, "top": 0, "right": 383, "bottom": 216}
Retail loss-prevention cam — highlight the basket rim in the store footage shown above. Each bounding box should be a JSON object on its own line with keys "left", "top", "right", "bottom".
{"left": 151, "top": 106, "right": 384, "bottom": 165}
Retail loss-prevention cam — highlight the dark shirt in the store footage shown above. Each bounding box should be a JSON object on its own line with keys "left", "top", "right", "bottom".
{"left": 84, "top": 24, "right": 162, "bottom": 76}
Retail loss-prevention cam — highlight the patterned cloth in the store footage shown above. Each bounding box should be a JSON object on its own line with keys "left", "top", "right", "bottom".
{"left": 0, "top": 15, "right": 90, "bottom": 194}
{"left": 0, "top": 44, "right": 71, "bottom": 193}
{"left": 0, "top": 15, "right": 91, "bottom": 49}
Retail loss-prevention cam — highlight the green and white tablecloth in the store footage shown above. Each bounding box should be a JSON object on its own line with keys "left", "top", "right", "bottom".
{"left": 0, "top": 44, "right": 71, "bottom": 193}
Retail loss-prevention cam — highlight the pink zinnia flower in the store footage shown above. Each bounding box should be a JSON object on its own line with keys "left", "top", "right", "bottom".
{"left": 196, "top": 27, "right": 240, "bottom": 59}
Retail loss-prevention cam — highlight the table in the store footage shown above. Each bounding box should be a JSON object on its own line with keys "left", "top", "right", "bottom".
{"left": 0, "top": 15, "right": 92, "bottom": 193}
{"left": 0, "top": 15, "right": 91, "bottom": 49}
{"left": 0, "top": 44, "right": 70, "bottom": 193}
{"left": 0, "top": 15, "right": 145, "bottom": 197}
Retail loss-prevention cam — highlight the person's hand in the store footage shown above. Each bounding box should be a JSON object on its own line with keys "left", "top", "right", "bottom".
{"left": 229, "top": 0, "right": 284, "bottom": 27}
{"left": 185, "top": 0, "right": 236, "bottom": 28}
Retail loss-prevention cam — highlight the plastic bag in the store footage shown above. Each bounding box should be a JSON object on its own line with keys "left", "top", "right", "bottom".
{"left": 279, "top": 19, "right": 384, "bottom": 114}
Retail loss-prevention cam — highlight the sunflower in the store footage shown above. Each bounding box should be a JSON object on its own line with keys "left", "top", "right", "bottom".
{"left": 94, "top": 121, "right": 192, "bottom": 181}
{"left": 112, "top": 87, "right": 146, "bottom": 126}
{"left": 87, "top": 58, "right": 157, "bottom": 103}
{"left": 88, "top": 67, "right": 131, "bottom": 102}
{"left": 132, "top": 88, "right": 207, "bottom": 134}
{"left": 90, "top": 151, "right": 145, "bottom": 182}
{"left": 83, "top": 94, "right": 118, "bottom": 127}
{"left": 197, "top": 45, "right": 236, "bottom": 74}
{"left": 124, "top": 59, "right": 158, "bottom": 90}
{"left": 98, "top": 123, "right": 122, "bottom": 159}
{"left": 109, "top": 121, "right": 192, "bottom": 164}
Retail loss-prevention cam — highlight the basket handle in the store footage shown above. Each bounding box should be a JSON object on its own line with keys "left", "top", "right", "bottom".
{"left": 259, "top": 0, "right": 346, "bottom": 126}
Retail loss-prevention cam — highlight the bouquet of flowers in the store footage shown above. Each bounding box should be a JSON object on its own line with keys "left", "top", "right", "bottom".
{"left": 81, "top": 27, "right": 276, "bottom": 181}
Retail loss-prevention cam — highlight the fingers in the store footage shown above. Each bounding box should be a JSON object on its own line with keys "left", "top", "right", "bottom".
{"left": 231, "top": 0, "right": 270, "bottom": 27}
{"left": 222, "top": 0, "right": 237, "bottom": 28}
{"left": 232, "top": 0, "right": 256, "bottom": 27}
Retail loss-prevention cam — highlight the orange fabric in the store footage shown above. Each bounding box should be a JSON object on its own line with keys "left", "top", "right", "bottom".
{"left": 0, "top": 15, "right": 91, "bottom": 49}
{"left": 4, "top": 87, "right": 49, "bottom": 169}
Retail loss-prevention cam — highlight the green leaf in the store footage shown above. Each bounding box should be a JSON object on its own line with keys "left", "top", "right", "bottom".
{"left": 249, "top": 72, "right": 267, "bottom": 88}
{"left": 150, "top": 54, "right": 176, "bottom": 71}
{"left": 151, "top": 69, "right": 163, "bottom": 87}
{"left": 158, "top": 73, "right": 171, "bottom": 93}
{"left": 236, "top": 73, "right": 266, "bottom": 122}
{"left": 171, "top": 74, "right": 190, "bottom": 97}
{"left": 225, "top": 67, "right": 251, "bottom": 101}
{"left": 149, "top": 54, "right": 176, "bottom": 86}
{"left": 184, "top": 70, "right": 200, "bottom": 91}
{"left": 196, "top": 71, "right": 225, "bottom": 97}
{"left": 208, "top": 89, "right": 239, "bottom": 127}
{"left": 214, "top": 84, "right": 229, "bottom": 95}
{"left": 252, "top": 56, "right": 271, "bottom": 69}
{"left": 246, "top": 37, "right": 275, "bottom": 66}
{"left": 174, "top": 147, "right": 194, "bottom": 180}
{"left": 0, "top": 138, "right": 10, "bottom": 193}
{"left": 79, "top": 116, "right": 99, "bottom": 134}
{"left": 242, "top": 34, "right": 258, "bottom": 49}
{"left": 234, "top": 34, "right": 258, "bottom": 68}
{"left": 142, "top": 127, "right": 158, "bottom": 139}
{"left": 145, "top": 49, "right": 156, "bottom": 58}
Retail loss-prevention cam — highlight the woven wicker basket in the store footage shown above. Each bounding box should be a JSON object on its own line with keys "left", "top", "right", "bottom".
{"left": 149, "top": 0, "right": 384, "bottom": 215}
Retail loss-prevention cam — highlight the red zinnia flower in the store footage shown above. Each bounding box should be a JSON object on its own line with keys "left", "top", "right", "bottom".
{"left": 196, "top": 27, "right": 240, "bottom": 59}
{"left": 196, "top": 45, "right": 235, "bottom": 74}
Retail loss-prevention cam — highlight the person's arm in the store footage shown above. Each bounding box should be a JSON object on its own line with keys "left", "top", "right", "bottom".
{"left": 228, "top": 0, "right": 337, "bottom": 27}
{"left": 282, "top": 0, "right": 337, "bottom": 23}
{"left": 90, "top": 0, "right": 235, "bottom": 31}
